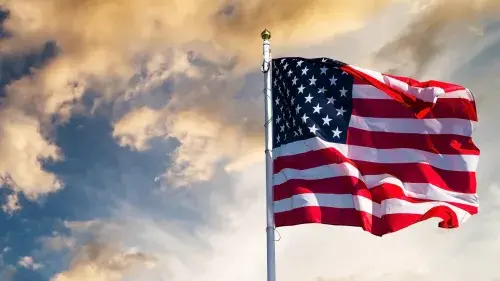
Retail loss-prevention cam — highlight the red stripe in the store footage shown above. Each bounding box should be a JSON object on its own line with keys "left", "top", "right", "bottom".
{"left": 273, "top": 148, "right": 476, "bottom": 194}
{"left": 273, "top": 178, "right": 478, "bottom": 214}
{"left": 352, "top": 98, "right": 478, "bottom": 121}
{"left": 274, "top": 205, "right": 461, "bottom": 236}
{"left": 346, "top": 128, "right": 479, "bottom": 155}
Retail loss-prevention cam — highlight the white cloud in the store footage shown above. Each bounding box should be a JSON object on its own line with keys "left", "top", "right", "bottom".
{"left": 112, "top": 106, "right": 165, "bottom": 151}
{"left": 40, "top": 233, "right": 77, "bottom": 252}
{"left": 50, "top": 243, "right": 156, "bottom": 281}
{"left": 2, "top": 193, "right": 21, "bottom": 214}
{"left": 0, "top": 0, "right": 402, "bottom": 210}
{"left": 0, "top": 108, "right": 62, "bottom": 204}
{"left": 17, "top": 256, "right": 42, "bottom": 270}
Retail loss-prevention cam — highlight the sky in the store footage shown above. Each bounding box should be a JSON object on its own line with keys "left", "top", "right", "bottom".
{"left": 0, "top": 0, "right": 500, "bottom": 280}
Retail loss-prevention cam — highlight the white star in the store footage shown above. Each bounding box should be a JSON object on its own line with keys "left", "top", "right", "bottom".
{"left": 276, "top": 134, "right": 281, "bottom": 143}
{"left": 339, "top": 87, "right": 348, "bottom": 97}
{"left": 329, "top": 75, "right": 337, "bottom": 86}
{"left": 292, "top": 76, "right": 298, "bottom": 85}
{"left": 274, "top": 80, "right": 278, "bottom": 86}
{"left": 332, "top": 127, "right": 342, "bottom": 138}
{"left": 313, "top": 103, "right": 322, "bottom": 114}
{"left": 292, "top": 119, "right": 296, "bottom": 127}
{"left": 336, "top": 106, "right": 347, "bottom": 116}
{"left": 297, "top": 60, "right": 304, "bottom": 67}
{"left": 291, "top": 96, "right": 295, "bottom": 105}
{"left": 298, "top": 85, "right": 305, "bottom": 94}
{"left": 305, "top": 94, "right": 313, "bottom": 103}
{"left": 327, "top": 97, "right": 336, "bottom": 104}
{"left": 301, "top": 113, "right": 309, "bottom": 123}
{"left": 342, "top": 70, "right": 348, "bottom": 75}
{"left": 275, "top": 97, "right": 280, "bottom": 105}
{"left": 280, "top": 125, "right": 285, "bottom": 132}
{"left": 286, "top": 121, "right": 290, "bottom": 128}
{"left": 283, "top": 62, "right": 289, "bottom": 69}
{"left": 286, "top": 88, "right": 290, "bottom": 96}
{"left": 320, "top": 66, "right": 328, "bottom": 75}
{"left": 298, "top": 127, "right": 303, "bottom": 135}
{"left": 321, "top": 58, "right": 327, "bottom": 62}
{"left": 280, "top": 58, "right": 286, "bottom": 64}
{"left": 276, "top": 115, "right": 281, "bottom": 123}
{"left": 322, "top": 115, "right": 332, "bottom": 126}
{"left": 287, "top": 69, "right": 292, "bottom": 76}
{"left": 318, "top": 87, "right": 326, "bottom": 94}
{"left": 309, "top": 75, "right": 317, "bottom": 86}
{"left": 294, "top": 131, "right": 298, "bottom": 137}
{"left": 309, "top": 124, "right": 319, "bottom": 134}
{"left": 295, "top": 104, "right": 301, "bottom": 114}
{"left": 301, "top": 66, "right": 309, "bottom": 75}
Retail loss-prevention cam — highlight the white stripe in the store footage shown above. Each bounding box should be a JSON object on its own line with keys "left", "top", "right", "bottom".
{"left": 273, "top": 138, "right": 479, "bottom": 172}
{"left": 273, "top": 162, "right": 360, "bottom": 186}
{"left": 273, "top": 193, "right": 472, "bottom": 221}
{"left": 274, "top": 193, "right": 353, "bottom": 213}
{"left": 352, "top": 85, "right": 474, "bottom": 101}
{"left": 350, "top": 65, "right": 442, "bottom": 103}
{"left": 274, "top": 165, "right": 478, "bottom": 206}
{"left": 349, "top": 115, "right": 476, "bottom": 136}
{"left": 352, "top": 85, "right": 392, "bottom": 100}
{"left": 437, "top": 89, "right": 475, "bottom": 100}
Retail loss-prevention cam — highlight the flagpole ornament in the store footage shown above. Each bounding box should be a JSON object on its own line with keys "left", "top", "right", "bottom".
{"left": 261, "top": 29, "right": 271, "bottom": 40}
{"left": 261, "top": 29, "right": 272, "bottom": 73}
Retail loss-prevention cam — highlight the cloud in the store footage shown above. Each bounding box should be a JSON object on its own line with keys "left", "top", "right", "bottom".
{"left": 112, "top": 50, "right": 266, "bottom": 186}
{"left": 1, "top": 193, "right": 21, "bottom": 214}
{"left": 39, "top": 233, "right": 77, "bottom": 252}
{"left": 0, "top": 107, "right": 62, "bottom": 207}
{"left": 50, "top": 243, "right": 156, "bottom": 281}
{"left": 0, "top": 0, "right": 398, "bottom": 65}
{"left": 45, "top": 219, "right": 157, "bottom": 281}
{"left": 374, "top": 0, "right": 500, "bottom": 76}
{"left": 17, "top": 256, "right": 42, "bottom": 270}
{"left": 112, "top": 106, "right": 165, "bottom": 151}
{"left": 0, "top": 0, "right": 401, "bottom": 205}
{"left": 44, "top": 165, "right": 266, "bottom": 281}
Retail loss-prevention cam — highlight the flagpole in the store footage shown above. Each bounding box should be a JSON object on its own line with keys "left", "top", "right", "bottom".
{"left": 261, "top": 29, "right": 276, "bottom": 281}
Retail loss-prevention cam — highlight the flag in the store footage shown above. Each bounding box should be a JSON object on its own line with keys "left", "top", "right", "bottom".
{"left": 271, "top": 57, "right": 479, "bottom": 236}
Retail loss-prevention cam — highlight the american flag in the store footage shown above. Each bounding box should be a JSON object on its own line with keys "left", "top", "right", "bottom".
{"left": 271, "top": 57, "right": 479, "bottom": 236}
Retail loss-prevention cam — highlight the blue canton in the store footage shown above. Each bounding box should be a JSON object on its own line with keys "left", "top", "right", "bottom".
{"left": 271, "top": 57, "right": 353, "bottom": 149}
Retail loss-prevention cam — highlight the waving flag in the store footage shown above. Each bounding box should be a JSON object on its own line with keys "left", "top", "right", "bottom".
{"left": 271, "top": 57, "right": 479, "bottom": 236}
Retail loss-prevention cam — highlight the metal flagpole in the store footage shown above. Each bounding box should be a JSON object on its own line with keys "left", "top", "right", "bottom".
{"left": 261, "top": 29, "right": 276, "bottom": 281}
